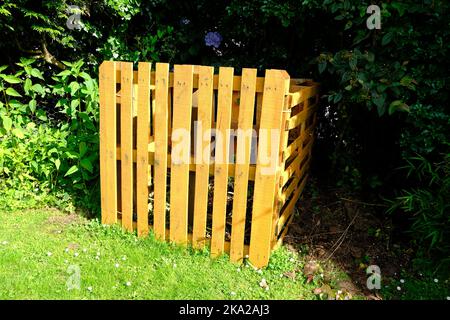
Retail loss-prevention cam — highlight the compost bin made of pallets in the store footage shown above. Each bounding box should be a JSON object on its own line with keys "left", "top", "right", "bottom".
{"left": 99, "top": 61, "right": 319, "bottom": 268}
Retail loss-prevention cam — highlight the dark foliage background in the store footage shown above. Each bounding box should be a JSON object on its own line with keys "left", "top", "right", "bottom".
{"left": 0, "top": 0, "right": 449, "bottom": 275}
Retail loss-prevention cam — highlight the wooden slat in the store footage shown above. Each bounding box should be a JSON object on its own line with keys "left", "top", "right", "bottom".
{"left": 287, "top": 85, "right": 319, "bottom": 108}
{"left": 249, "top": 69, "right": 290, "bottom": 268}
{"left": 283, "top": 117, "right": 316, "bottom": 161}
{"left": 170, "top": 65, "right": 194, "bottom": 244}
{"left": 115, "top": 70, "right": 268, "bottom": 92}
{"left": 99, "top": 61, "right": 117, "bottom": 225}
{"left": 136, "top": 62, "right": 152, "bottom": 237}
{"left": 211, "top": 67, "right": 234, "bottom": 257}
{"left": 192, "top": 66, "right": 214, "bottom": 248}
{"left": 120, "top": 62, "right": 134, "bottom": 231}
{"left": 280, "top": 138, "right": 313, "bottom": 187}
{"left": 285, "top": 103, "right": 318, "bottom": 130}
{"left": 230, "top": 68, "right": 257, "bottom": 263}
{"left": 153, "top": 63, "right": 170, "bottom": 240}
{"left": 277, "top": 174, "right": 308, "bottom": 233}
{"left": 116, "top": 146, "right": 257, "bottom": 180}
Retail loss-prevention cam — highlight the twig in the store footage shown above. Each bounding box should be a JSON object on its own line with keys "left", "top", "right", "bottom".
{"left": 340, "top": 197, "right": 387, "bottom": 207}
{"left": 325, "top": 211, "right": 359, "bottom": 261}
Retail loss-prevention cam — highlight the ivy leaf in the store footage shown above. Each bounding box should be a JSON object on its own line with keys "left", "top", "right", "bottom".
{"left": 64, "top": 165, "right": 79, "bottom": 177}
{"left": 6, "top": 87, "right": 22, "bottom": 97}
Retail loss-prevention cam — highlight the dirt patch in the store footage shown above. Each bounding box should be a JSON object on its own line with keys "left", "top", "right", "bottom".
{"left": 47, "top": 213, "right": 81, "bottom": 226}
{"left": 286, "top": 178, "right": 412, "bottom": 299}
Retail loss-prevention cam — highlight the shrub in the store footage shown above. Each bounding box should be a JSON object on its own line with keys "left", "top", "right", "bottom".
{"left": 0, "top": 58, "right": 99, "bottom": 214}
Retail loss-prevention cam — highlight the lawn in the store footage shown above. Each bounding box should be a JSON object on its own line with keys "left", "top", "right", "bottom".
{"left": 0, "top": 207, "right": 318, "bottom": 300}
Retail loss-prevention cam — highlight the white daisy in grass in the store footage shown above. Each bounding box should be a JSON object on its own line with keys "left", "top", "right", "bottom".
{"left": 434, "top": 278, "right": 439, "bottom": 283}
{"left": 397, "top": 286, "right": 401, "bottom": 291}
{"left": 47, "top": 252, "right": 52, "bottom": 257}
{"left": 74, "top": 252, "right": 79, "bottom": 257}
{"left": 122, "top": 255, "right": 127, "bottom": 261}
{"left": 400, "top": 279, "right": 405, "bottom": 283}
{"left": 230, "top": 291, "right": 236, "bottom": 296}
{"left": 125, "top": 281, "right": 131, "bottom": 287}
{"left": 87, "top": 286, "right": 92, "bottom": 292}
{"left": 115, "top": 263, "right": 120, "bottom": 268}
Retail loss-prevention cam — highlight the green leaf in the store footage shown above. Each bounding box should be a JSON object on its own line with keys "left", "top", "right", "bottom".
{"left": 79, "top": 72, "right": 92, "bottom": 81}
{"left": 382, "top": 33, "right": 393, "bottom": 46}
{"left": 36, "top": 110, "right": 47, "bottom": 121}
{"left": 57, "top": 70, "right": 71, "bottom": 77}
{"left": 31, "top": 83, "right": 45, "bottom": 95}
{"left": 24, "top": 78, "right": 32, "bottom": 93}
{"left": 64, "top": 165, "right": 79, "bottom": 177}
{"left": 1, "top": 75, "right": 22, "bottom": 84}
{"left": 29, "top": 99, "right": 37, "bottom": 113}
{"left": 69, "top": 81, "right": 80, "bottom": 94}
{"left": 1, "top": 116, "right": 12, "bottom": 131}
{"left": 389, "top": 100, "right": 410, "bottom": 115}
{"left": 6, "top": 87, "right": 22, "bottom": 97}
{"left": 54, "top": 158, "right": 61, "bottom": 170}
{"left": 80, "top": 158, "right": 93, "bottom": 173}
{"left": 318, "top": 61, "right": 327, "bottom": 74}
{"left": 12, "top": 127, "right": 25, "bottom": 139}
{"left": 31, "top": 68, "right": 44, "bottom": 80}
{"left": 79, "top": 142, "right": 88, "bottom": 157}
{"left": 0, "top": 65, "right": 8, "bottom": 73}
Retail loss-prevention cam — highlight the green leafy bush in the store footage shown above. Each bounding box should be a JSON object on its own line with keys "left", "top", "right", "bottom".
{"left": 0, "top": 58, "right": 99, "bottom": 213}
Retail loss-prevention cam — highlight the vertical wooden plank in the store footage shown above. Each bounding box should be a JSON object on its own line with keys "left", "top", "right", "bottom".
{"left": 192, "top": 66, "right": 214, "bottom": 248}
{"left": 136, "top": 62, "right": 152, "bottom": 237}
{"left": 211, "top": 67, "right": 234, "bottom": 257}
{"left": 100, "top": 61, "right": 117, "bottom": 225}
{"left": 249, "top": 69, "right": 290, "bottom": 268}
{"left": 120, "top": 62, "right": 134, "bottom": 231}
{"left": 230, "top": 68, "right": 257, "bottom": 262}
{"left": 153, "top": 63, "right": 170, "bottom": 240}
{"left": 170, "top": 65, "right": 194, "bottom": 244}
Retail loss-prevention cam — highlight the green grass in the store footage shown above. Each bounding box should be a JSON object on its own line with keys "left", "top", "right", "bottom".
{"left": 0, "top": 207, "right": 318, "bottom": 300}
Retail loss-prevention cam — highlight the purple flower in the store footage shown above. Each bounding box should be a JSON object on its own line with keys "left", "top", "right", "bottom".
{"left": 204, "top": 31, "right": 222, "bottom": 48}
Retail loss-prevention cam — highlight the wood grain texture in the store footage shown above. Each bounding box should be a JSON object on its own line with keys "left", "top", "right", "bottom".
{"left": 249, "top": 69, "right": 289, "bottom": 268}
{"left": 192, "top": 66, "right": 214, "bottom": 248}
{"left": 153, "top": 63, "right": 170, "bottom": 240}
{"left": 99, "top": 61, "right": 117, "bottom": 225}
{"left": 211, "top": 67, "right": 234, "bottom": 257}
{"left": 136, "top": 62, "right": 151, "bottom": 236}
{"left": 170, "top": 65, "right": 194, "bottom": 244}
{"left": 229, "top": 68, "right": 257, "bottom": 262}
{"left": 120, "top": 62, "right": 134, "bottom": 231}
